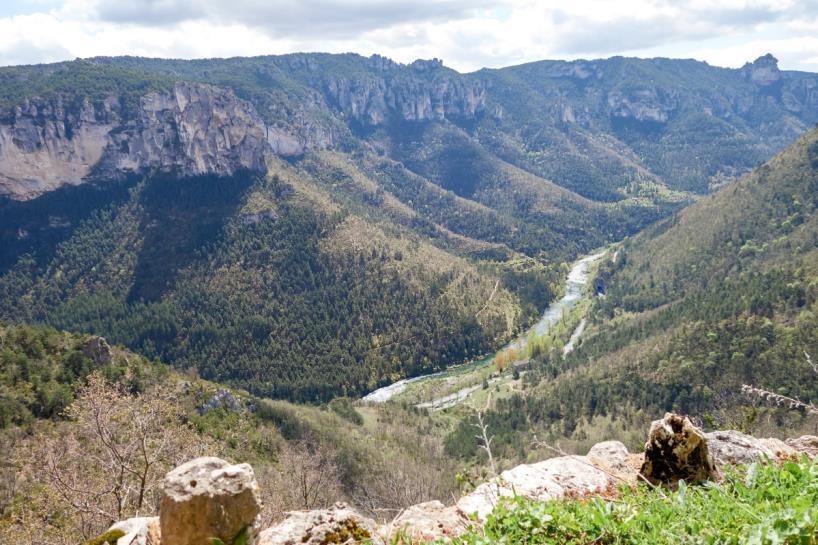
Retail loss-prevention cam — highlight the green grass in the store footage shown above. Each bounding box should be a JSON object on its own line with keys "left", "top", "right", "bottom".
{"left": 441, "top": 460, "right": 818, "bottom": 544}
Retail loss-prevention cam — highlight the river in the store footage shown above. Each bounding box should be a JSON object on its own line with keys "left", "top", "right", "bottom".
{"left": 362, "top": 251, "right": 605, "bottom": 404}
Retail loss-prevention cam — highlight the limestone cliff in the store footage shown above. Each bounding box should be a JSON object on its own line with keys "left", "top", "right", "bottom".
{"left": 0, "top": 82, "right": 270, "bottom": 200}
{"left": 323, "top": 58, "right": 486, "bottom": 126}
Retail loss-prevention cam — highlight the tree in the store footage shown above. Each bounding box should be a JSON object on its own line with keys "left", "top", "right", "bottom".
{"left": 494, "top": 350, "right": 506, "bottom": 372}
{"left": 8, "top": 373, "right": 208, "bottom": 542}
{"left": 259, "top": 435, "right": 343, "bottom": 524}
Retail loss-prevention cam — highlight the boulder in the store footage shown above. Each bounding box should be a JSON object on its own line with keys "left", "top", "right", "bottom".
{"left": 456, "top": 455, "right": 615, "bottom": 521}
{"left": 587, "top": 440, "right": 641, "bottom": 484}
{"left": 379, "top": 501, "right": 468, "bottom": 543}
{"left": 706, "top": 431, "right": 779, "bottom": 465}
{"left": 640, "top": 413, "right": 719, "bottom": 486}
{"left": 258, "top": 503, "right": 382, "bottom": 545}
{"left": 82, "top": 336, "right": 113, "bottom": 365}
{"left": 106, "top": 517, "right": 160, "bottom": 545}
{"left": 759, "top": 438, "right": 799, "bottom": 461}
{"left": 160, "top": 457, "right": 261, "bottom": 545}
{"left": 786, "top": 435, "right": 818, "bottom": 458}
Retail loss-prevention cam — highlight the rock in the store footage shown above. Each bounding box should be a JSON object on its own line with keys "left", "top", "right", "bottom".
{"left": 379, "top": 501, "right": 468, "bottom": 543}
{"left": 587, "top": 440, "right": 641, "bottom": 484}
{"left": 0, "top": 82, "right": 270, "bottom": 200}
{"left": 324, "top": 71, "right": 485, "bottom": 127}
{"left": 82, "top": 336, "right": 113, "bottom": 365}
{"left": 742, "top": 53, "right": 781, "bottom": 86}
{"left": 786, "top": 435, "right": 818, "bottom": 458}
{"left": 160, "top": 456, "right": 261, "bottom": 545}
{"left": 258, "top": 503, "right": 382, "bottom": 545}
{"left": 758, "top": 437, "right": 799, "bottom": 461}
{"left": 106, "top": 517, "right": 160, "bottom": 545}
{"left": 456, "top": 455, "right": 615, "bottom": 521}
{"left": 198, "top": 388, "right": 243, "bottom": 415}
{"left": 607, "top": 88, "right": 674, "bottom": 124}
{"left": 640, "top": 413, "right": 719, "bottom": 486}
{"left": 706, "top": 430, "right": 779, "bottom": 465}
{"left": 587, "top": 441, "right": 629, "bottom": 468}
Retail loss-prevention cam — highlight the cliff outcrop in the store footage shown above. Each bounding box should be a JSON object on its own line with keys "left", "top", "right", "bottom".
{"left": 0, "top": 82, "right": 270, "bottom": 200}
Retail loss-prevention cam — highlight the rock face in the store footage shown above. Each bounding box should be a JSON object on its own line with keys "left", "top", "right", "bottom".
{"left": 0, "top": 82, "right": 270, "bottom": 200}
{"left": 324, "top": 58, "right": 486, "bottom": 126}
{"left": 743, "top": 53, "right": 781, "bottom": 86}
{"left": 258, "top": 503, "right": 382, "bottom": 545}
{"left": 82, "top": 335, "right": 113, "bottom": 365}
{"left": 607, "top": 88, "right": 675, "bottom": 124}
{"left": 640, "top": 413, "right": 719, "bottom": 486}
{"left": 160, "top": 457, "right": 261, "bottom": 545}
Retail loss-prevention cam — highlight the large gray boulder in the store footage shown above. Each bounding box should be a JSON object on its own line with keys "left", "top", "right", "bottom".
{"left": 456, "top": 455, "right": 615, "bottom": 521}
{"left": 160, "top": 457, "right": 261, "bottom": 545}
{"left": 705, "top": 431, "right": 801, "bottom": 465}
{"left": 258, "top": 503, "right": 382, "bottom": 545}
{"left": 640, "top": 413, "right": 719, "bottom": 486}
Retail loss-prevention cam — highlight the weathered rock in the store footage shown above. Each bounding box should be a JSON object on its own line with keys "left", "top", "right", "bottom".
{"left": 706, "top": 430, "right": 780, "bottom": 466}
{"left": 258, "top": 503, "right": 382, "bottom": 545}
{"left": 160, "top": 456, "right": 261, "bottom": 545}
{"left": 107, "top": 516, "right": 160, "bottom": 545}
{"left": 786, "top": 435, "right": 818, "bottom": 458}
{"left": 0, "top": 82, "right": 270, "bottom": 200}
{"left": 759, "top": 437, "right": 800, "bottom": 460}
{"left": 742, "top": 53, "right": 781, "bottom": 86}
{"left": 587, "top": 441, "right": 628, "bottom": 469}
{"left": 456, "top": 455, "right": 615, "bottom": 521}
{"left": 586, "top": 440, "right": 640, "bottom": 484}
{"left": 379, "top": 501, "right": 469, "bottom": 543}
{"left": 323, "top": 64, "right": 486, "bottom": 127}
{"left": 640, "top": 413, "right": 719, "bottom": 486}
{"left": 82, "top": 336, "right": 113, "bottom": 365}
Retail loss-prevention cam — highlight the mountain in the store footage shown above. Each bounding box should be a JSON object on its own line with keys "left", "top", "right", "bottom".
{"left": 1, "top": 52, "right": 817, "bottom": 401}
{"left": 447, "top": 126, "right": 818, "bottom": 461}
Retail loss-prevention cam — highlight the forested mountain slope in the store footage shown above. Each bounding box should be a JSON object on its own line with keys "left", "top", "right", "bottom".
{"left": 0, "top": 158, "right": 563, "bottom": 401}
{"left": 1, "top": 52, "right": 817, "bottom": 402}
{"left": 445, "top": 127, "right": 818, "bottom": 462}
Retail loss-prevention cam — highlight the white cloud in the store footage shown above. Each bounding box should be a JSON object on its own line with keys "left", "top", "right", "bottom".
{"left": 0, "top": 0, "right": 816, "bottom": 72}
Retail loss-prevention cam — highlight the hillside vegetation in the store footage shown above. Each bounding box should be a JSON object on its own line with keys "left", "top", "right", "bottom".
{"left": 0, "top": 321, "right": 461, "bottom": 543}
{"left": 443, "top": 127, "right": 818, "bottom": 464}
{"left": 0, "top": 160, "right": 559, "bottom": 401}
{"left": 1, "top": 51, "right": 817, "bottom": 403}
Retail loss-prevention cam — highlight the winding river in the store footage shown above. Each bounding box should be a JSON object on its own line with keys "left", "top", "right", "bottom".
{"left": 362, "top": 251, "right": 606, "bottom": 404}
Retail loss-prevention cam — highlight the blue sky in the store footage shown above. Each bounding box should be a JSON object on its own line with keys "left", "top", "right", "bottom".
{"left": 0, "top": 1, "right": 817, "bottom": 72}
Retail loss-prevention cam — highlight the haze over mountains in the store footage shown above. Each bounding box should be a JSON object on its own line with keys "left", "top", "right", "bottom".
{"left": 1, "top": 51, "right": 817, "bottom": 402}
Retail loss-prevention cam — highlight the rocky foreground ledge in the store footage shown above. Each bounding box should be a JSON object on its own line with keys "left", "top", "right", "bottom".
{"left": 95, "top": 413, "right": 818, "bottom": 545}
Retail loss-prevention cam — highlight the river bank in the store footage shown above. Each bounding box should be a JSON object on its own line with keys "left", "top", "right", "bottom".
{"left": 362, "top": 250, "right": 606, "bottom": 407}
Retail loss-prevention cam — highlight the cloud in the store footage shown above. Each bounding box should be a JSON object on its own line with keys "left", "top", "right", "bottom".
{"left": 0, "top": 0, "right": 816, "bottom": 73}
{"left": 92, "top": 0, "right": 496, "bottom": 39}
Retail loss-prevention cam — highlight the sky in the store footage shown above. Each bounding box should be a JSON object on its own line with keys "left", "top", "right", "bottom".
{"left": 1, "top": 0, "right": 817, "bottom": 73}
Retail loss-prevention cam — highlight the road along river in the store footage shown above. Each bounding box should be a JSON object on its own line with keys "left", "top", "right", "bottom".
{"left": 362, "top": 251, "right": 606, "bottom": 405}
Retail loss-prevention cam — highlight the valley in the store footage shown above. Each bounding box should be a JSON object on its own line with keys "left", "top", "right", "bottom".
{"left": 363, "top": 250, "right": 606, "bottom": 410}
{"left": 1, "top": 45, "right": 818, "bottom": 545}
